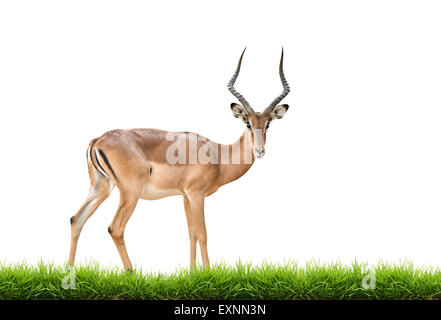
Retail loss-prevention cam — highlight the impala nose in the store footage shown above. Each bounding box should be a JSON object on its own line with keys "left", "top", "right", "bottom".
{"left": 254, "top": 147, "right": 265, "bottom": 159}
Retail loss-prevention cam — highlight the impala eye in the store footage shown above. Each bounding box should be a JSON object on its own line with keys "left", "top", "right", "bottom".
{"left": 246, "top": 122, "right": 251, "bottom": 130}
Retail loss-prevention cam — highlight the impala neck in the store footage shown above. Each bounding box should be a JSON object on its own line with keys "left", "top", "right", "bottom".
{"left": 218, "top": 129, "right": 255, "bottom": 186}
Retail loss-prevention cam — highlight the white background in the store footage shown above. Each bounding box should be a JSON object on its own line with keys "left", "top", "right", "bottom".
{"left": 1, "top": 0, "right": 441, "bottom": 273}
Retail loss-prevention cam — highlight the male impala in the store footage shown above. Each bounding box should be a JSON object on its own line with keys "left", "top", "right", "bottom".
{"left": 68, "top": 49, "right": 291, "bottom": 270}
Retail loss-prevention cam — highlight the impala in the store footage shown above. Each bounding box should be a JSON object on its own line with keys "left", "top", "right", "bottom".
{"left": 68, "top": 48, "right": 291, "bottom": 270}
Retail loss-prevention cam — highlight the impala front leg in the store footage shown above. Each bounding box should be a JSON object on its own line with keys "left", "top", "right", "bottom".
{"left": 183, "top": 195, "right": 197, "bottom": 269}
{"left": 186, "top": 192, "right": 210, "bottom": 268}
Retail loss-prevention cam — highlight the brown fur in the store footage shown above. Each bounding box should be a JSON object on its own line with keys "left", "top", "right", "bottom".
{"left": 68, "top": 127, "right": 256, "bottom": 270}
{"left": 68, "top": 100, "right": 289, "bottom": 270}
{"left": 69, "top": 101, "right": 289, "bottom": 270}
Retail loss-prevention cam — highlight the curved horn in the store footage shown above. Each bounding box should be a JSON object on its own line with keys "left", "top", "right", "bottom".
{"left": 227, "top": 48, "right": 255, "bottom": 114}
{"left": 264, "top": 48, "right": 290, "bottom": 115}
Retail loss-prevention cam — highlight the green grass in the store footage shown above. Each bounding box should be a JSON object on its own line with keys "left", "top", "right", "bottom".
{"left": 1, "top": 261, "right": 441, "bottom": 299}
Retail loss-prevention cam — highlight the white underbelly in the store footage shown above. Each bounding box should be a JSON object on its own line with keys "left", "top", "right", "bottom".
{"left": 140, "top": 183, "right": 182, "bottom": 200}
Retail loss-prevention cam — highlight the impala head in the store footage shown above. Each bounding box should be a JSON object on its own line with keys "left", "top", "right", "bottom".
{"left": 228, "top": 48, "right": 290, "bottom": 159}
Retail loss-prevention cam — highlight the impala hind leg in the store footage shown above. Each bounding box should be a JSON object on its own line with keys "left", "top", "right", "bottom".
{"left": 108, "top": 190, "right": 141, "bottom": 271}
{"left": 68, "top": 176, "right": 112, "bottom": 265}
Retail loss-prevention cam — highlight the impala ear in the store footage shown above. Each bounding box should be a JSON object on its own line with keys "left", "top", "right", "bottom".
{"left": 269, "top": 104, "right": 289, "bottom": 120}
{"left": 230, "top": 103, "right": 249, "bottom": 123}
